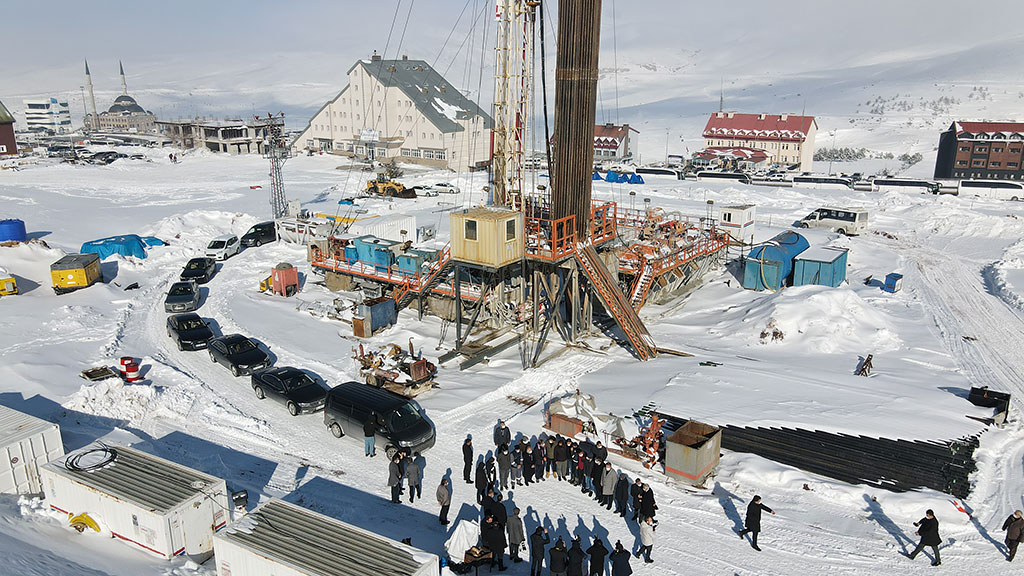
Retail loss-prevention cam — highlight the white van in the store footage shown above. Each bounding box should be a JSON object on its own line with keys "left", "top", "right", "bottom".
{"left": 205, "top": 234, "right": 240, "bottom": 260}
{"left": 798, "top": 207, "right": 868, "bottom": 235}
{"left": 957, "top": 179, "right": 1024, "bottom": 201}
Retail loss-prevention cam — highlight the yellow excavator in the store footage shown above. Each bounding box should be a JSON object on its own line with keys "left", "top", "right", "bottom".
{"left": 365, "top": 173, "right": 415, "bottom": 198}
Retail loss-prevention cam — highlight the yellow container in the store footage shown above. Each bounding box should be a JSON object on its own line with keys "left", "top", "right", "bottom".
{"left": 50, "top": 253, "right": 102, "bottom": 295}
{"left": 0, "top": 269, "right": 16, "bottom": 296}
{"left": 449, "top": 207, "right": 524, "bottom": 269}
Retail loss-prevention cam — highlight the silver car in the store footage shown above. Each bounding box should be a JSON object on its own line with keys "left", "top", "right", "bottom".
{"left": 164, "top": 281, "right": 200, "bottom": 313}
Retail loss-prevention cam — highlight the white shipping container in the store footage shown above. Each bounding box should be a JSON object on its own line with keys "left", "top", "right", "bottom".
{"left": 215, "top": 499, "right": 439, "bottom": 576}
{"left": 40, "top": 444, "right": 231, "bottom": 561}
{"left": 345, "top": 214, "right": 416, "bottom": 243}
{"left": 0, "top": 404, "right": 64, "bottom": 495}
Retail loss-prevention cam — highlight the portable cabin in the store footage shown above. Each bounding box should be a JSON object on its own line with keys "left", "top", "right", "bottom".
{"left": 397, "top": 252, "right": 425, "bottom": 276}
{"left": 792, "top": 246, "right": 849, "bottom": 288}
{"left": 664, "top": 420, "right": 721, "bottom": 487}
{"left": 450, "top": 207, "right": 524, "bottom": 269}
{"left": 0, "top": 404, "right": 63, "bottom": 494}
{"left": 718, "top": 204, "right": 756, "bottom": 244}
{"left": 40, "top": 444, "right": 230, "bottom": 561}
{"left": 214, "top": 498, "right": 439, "bottom": 576}
{"left": 742, "top": 231, "right": 809, "bottom": 291}
{"left": 50, "top": 253, "right": 102, "bottom": 295}
{"left": 0, "top": 266, "right": 16, "bottom": 296}
{"left": 345, "top": 214, "right": 416, "bottom": 243}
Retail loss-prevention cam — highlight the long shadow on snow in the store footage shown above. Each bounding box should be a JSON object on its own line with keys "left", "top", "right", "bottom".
{"left": 714, "top": 481, "right": 745, "bottom": 533}
{"left": 862, "top": 494, "right": 915, "bottom": 555}
{"left": 0, "top": 392, "right": 154, "bottom": 452}
{"left": 286, "top": 475, "right": 448, "bottom": 554}
{"left": 959, "top": 501, "right": 1006, "bottom": 556}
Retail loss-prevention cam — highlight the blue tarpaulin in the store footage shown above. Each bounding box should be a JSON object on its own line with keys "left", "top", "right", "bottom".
{"left": 80, "top": 235, "right": 165, "bottom": 260}
{"left": 592, "top": 171, "right": 602, "bottom": 180}
{"left": 604, "top": 170, "right": 619, "bottom": 182}
{"left": 616, "top": 172, "right": 630, "bottom": 183}
{"left": 628, "top": 173, "right": 645, "bottom": 184}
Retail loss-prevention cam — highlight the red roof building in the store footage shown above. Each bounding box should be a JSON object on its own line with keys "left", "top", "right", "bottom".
{"left": 593, "top": 123, "right": 638, "bottom": 161}
{"left": 693, "top": 146, "right": 772, "bottom": 170}
{"left": 935, "top": 121, "right": 1024, "bottom": 180}
{"left": 702, "top": 112, "right": 817, "bottom": 171}
{"left": 0, "top": 100, "right": 16, "bottom": 156}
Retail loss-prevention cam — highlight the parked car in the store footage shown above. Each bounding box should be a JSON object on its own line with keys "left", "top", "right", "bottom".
{"left": 251, "top": 367, "right": 327, "bottom": 415}
{"left": 433, "top": 182, "right": 460, "bottom": 194}
{"left": 164, "top": 281, "right": 200, "bottom": 313}
{"left": 323, "top": 380, "right": 435, "bottom": 457}
{"left": 205, "top": 234, "right": 240, "bottom": 260}
{"left": 208, "top": 334, "right": 272, "bottom": 377}
{"left": 179, "top": 257, "right": 217, "bottom": 284}
{"left": 241, "top": 221, "right": 277, "bottom": 247}
{"left": 798, "top": 206, "right": 869, "bottom": 236}
{"left": 166, "top": 313, "right": 214, "bottom": 351}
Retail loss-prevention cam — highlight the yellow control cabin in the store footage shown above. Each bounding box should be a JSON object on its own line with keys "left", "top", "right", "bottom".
{"left": 450, "top": 207, "right": 524, "bottom": 269}
{"left": 50, "top": 253, "right": 102, "bottom": 295}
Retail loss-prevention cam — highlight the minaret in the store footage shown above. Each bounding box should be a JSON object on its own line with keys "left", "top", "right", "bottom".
{"left": 119, "top": 61, "right": 127, "bottom": 95}
{"left": 85, "top": 59, "right": 98, "bottom": 130}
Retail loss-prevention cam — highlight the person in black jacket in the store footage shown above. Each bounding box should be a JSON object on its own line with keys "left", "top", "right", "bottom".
{"left": 629, "top": 478, "right": 643, "bottom": 521}
{"left": 593, "top": 440, "right": 608, "bottom": 463}
{"left": 638, "top": 484, "right": 657, "bottom": 521}
{"left": 1003, "top": 510, "right": 1024, "bottom": 561}
{"left": 463, "top": 436, "right": 474, "bottom": 484}
{"left": 905, "top": 509, "right": 941, "bottom": 566}
{"left": 533, "top": 441, "right": 546, "bottom": 483}
{"left": 567, "top": 538, "right": 586, "bottom": 576}
{"left": 590, "top": 458, "right": 604, "bottom": 501}
{"left": 586, "top": 538, "right": 608, "bottom": 576}
{"left": 529, "top": 526, "right": 550, "bottom": 576}
{"left": 475, "top": 460, "right": 489, "bottom": 503}
{"left": 613, "top": 473, "right": 630, "bottom": 517}
{"left": 738, "top": 495, "right": 775, "bottom": 551}
{"left": 609, "top": 541, "right": 632, "bottom": 576}
{"left": 494, "top": 419, "right": 512, "bottom": 450}
{"left": 554, "top": 439, "right": 569, "bottom": 481}
{"left": 524, "top": 446, "right": 535, "bottom": 486}
{"left": 549, "top": 537, "right": 569, "bottom": 576}
{"left": 363, "top": 412, "right": 378, "bottom": 457}
{"left": 481, "top": 514, "right": 508, "bottom": 571}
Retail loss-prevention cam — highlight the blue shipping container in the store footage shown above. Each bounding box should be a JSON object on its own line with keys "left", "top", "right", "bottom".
{"left": 397, "top": 253, "right": 425, "bottom": 275}
{"left": 343, "top": 246, "right": 359, "bottom": 265}
{"left": 358, "top": 298, "right": 397, "bottom": 332}
{"left": 793, "top": 246, "right": 849, "bottom": 288}
{"left": 371, "top": 245, "right": 395, "bottom": 272}
{"left": 742, "top": 231, "right": 809, "bottom": 291}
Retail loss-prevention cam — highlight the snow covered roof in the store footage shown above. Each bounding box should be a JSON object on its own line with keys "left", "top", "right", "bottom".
{"left": 694, "top": 146, "right": 770, "bottom": 162}
{"left": 352, "top": 58, "right": 493, "bottom": 134}
{"left": 0, "top": 404, "right": 56, "bottom": 447}
{"left": 952, "top": 121, "right": 1024, "bottom": 139}
{"left": 795, "top": 245, "right": 848, "bottom": 263}
{"left": 0, "top": 100, "right": 14, "bottom": 125}
{"left": 703, "top": 113, "right": 815, "bottom": 142}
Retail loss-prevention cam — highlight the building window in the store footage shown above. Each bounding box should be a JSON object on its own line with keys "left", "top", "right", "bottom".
{"left": 1010, "top": 162, "right": 1019, "bottom": 168}
{"left": 411, "top": 149, "right": 421, "bottom": 158}
{"left": 976, "top": 147, "right": 988, "bottom": 153}
{"left": 506, "top": 219, "right": 517, "bottom": 241}
{"left": 973, "top": 160, "right": 985, "bottom": 167}
{"left": 402, "top": 149, "right": 412, "bottom": 157}
{"left": 993, "top": 147, "right": 1004, "bottom": 153}
{"left": 465, "top": 220, "right": 477, "bottom": 241}
{"left": 355, "top": 145, "right": 365, "bottom": 154}
{"left": 991, "top": 161, "right": 1002, "bottom": 167}
{"left": 423, "top": 150, "right": 435, "bottom": 159}
{"left": 435, "top": 149, "right": 446, "bottom": 160}
{"left": 1011, "top": 148, "right": 1021, "bottom": 154}
{"left": 959, "top": 146, "right": 970, "bottom": 152}
{"left": 956, "top": 160, "right": 968, "bottom": 166}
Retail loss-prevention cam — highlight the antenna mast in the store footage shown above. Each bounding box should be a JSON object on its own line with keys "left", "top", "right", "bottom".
{"left": 262, "top": 113, "right": 290, "bottom": 219}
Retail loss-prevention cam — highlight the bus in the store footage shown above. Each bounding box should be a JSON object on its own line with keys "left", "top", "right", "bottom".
{"left": 873, "top": 178, "right": 941, "bottom": 194}
{"left": 635, "top": 166, "right": 685, "bottom": 179}
{"left": 696, "top": 171, "right": 752, "bottom": 185}
{"left": 957, "top": 179, "right": 1024, "bottom": 201}
{"left": 792, "top": 175, "right": 854, "bottom": 190}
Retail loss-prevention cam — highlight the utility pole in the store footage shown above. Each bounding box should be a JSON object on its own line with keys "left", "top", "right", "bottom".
{"left": 262, "top": 113, "right": 290, "bottom": 219}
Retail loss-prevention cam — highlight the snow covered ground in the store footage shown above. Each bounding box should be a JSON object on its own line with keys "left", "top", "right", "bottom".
{"left": 3, "top": 149, "right": 1024, "bottom": 576}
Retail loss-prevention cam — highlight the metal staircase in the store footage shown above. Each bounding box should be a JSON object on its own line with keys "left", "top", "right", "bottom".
{"left": 575, "top": 243, "right": 657, "bottom": 361}
{"left": 393, "top": 245, "right": 453, "bottom": 310}
{"left": 628, "top": 262, "right": 655, "bottom": 311}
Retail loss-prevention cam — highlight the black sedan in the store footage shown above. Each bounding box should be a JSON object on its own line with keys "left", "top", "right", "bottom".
{"left": 164, "top": 281, "right": 200, "bottom": 313}
{"left": 166, "top": 313, "right": 214, "bottom": 351}
{"left": 208, "top": 334, "right": 271, "bottom": 377}
{"left": 250, "top": 367, "right": 327, "bottom": 415}
{"left": 180, "top": 257, "right": 217, "bottom": 284}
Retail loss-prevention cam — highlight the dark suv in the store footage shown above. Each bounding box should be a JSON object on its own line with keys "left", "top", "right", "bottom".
{"left": 241, "top": 221, "right": 277, "bottom": 247}
{"left": 323, "top": 381, "right": 435, "bottom": 457}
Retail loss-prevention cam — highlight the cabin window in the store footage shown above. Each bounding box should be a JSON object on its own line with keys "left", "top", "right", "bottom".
{"left": 465, "top": 220, "right": 478, "bottom": 241}
{"left": 722, "top": 212, "right": 732, "bottom": 223}
{"left": 505, "top": 219, "right": 516, "bottom": 241}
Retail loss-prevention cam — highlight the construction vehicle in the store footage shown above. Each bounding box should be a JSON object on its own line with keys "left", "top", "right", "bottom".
{"left": 365, "top": 173, "right": 415, "bottom": 199}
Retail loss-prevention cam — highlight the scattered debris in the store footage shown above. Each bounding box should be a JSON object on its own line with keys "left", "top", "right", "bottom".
{"left": 507, "top": 395, "right": 539, "bottom": 407}
{"left": 353, "top": 341, "right": 436, "bottom": 398}
{"left": 962, "top": 335, "right": 977, "bottom": 342}
{"left": 80, "top": 366, "right": 119, "bottom": 382}
{"left": 759, "top": 320, "right": 784, "bottom": 344}
{"left": 699, "top": 361, "right": 722, "bottom": 367}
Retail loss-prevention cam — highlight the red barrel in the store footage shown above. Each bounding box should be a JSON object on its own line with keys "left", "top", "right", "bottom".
{"left": 119, "top": 356, "right": 134, "bottom": 376}
{"left": 124, "top": 361, "right": 141, "bottom": 382}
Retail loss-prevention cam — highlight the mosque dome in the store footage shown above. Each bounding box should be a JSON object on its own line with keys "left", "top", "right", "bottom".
{"left": 108, "top": 95, "right": 145, "bottom": 114}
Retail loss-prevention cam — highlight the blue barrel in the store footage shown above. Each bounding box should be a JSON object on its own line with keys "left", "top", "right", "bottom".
{"left": 0, "top": 219, "right": 27, "bottom": 242}
{"left": 743, "top": 231, "right": 809, "bottom": 291}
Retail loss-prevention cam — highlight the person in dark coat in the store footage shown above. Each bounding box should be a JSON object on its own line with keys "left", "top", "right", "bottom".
{"left": 590, "top": 458, "right": 604, "bottom": 501}
{"left": 545, "top": 436, "right": 557, "bottom": 478}
{"left": 481, "top": 514, "right": 508, "bottom": 571}
{"left": 549, "top": 537, "right": 569, "bottom": 576}
{"left": 436, "top": 478, "right": 450, "bottom": 524}
{"left": 582, "top": 452, "right": 594, "bottom": 494}
{"left": 486, "top": 456, "right": 498, "bottom": 490}
{"left": 387, "top": 454, "right": 403, "bottom": 503}
{"left": 533, "top": 442, "right": 546, "bottom": 483}
{"left": 494, "top": 420, "right": 512, "bottom": 450}
{"left": 609, "top": 541, "right": 633, "bottom": 576}
{"left": 906, "top": 509, "right": 941, "bottom": 566}
{"left": 405, "top": 454, "right": 421, "bottom": 503}
{"left": 629, "top": 478, "right": 643, "bottom": 521}
{"left": 511, "top": 444, "right": 524, "bottom": 487}
{"left": 497, "top": 446, "right": 511, "bottom": 490}
{"left": 492, "top": 493, "right": 508, "bottom": 526}
{"left": 524, "top": 446, "right": 535, "bottom": 486}
{"left": 530, "top": 526, "right": 550, "bottom": 576}
{"left": 638, "top": 484, "right": 657, "bottom": 521}
{"left": 594, "top": 440, "right": 608, "bottom": 463}
{"left": 463, "top": 436, "right": 474, "bottom": 484}
{"left": 586, "top": 538, "right": 608, "bottom": 576}
{"left": 475, "top": 460, "right": 489, "bottom": 503}
{"left": 1003, "top": 510, "right": 1024, "bottom": 561}
{"left": 738, "top": 495, "right": 775, "bottom": 551}
{"left": 613, "top": 473, "right": 630, "bottom": 517}
{"left": 567, "top": 538, "right": 586, "bottom": 576}
{"left": 554, "top": 439, "right": 569, "bottom": 481}
{"left": 363, "top": 412, "right": 378, "bottom": 457}
{"left": 482, "top": 489, "right": 498, "bottom": 519}
{"left": 506, "top": 507, "right": 525, "bottom": 562}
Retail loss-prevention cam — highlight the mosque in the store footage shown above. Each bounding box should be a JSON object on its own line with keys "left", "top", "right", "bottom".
{"left": 83, "top": 61, "right": 157, "bottom": 133}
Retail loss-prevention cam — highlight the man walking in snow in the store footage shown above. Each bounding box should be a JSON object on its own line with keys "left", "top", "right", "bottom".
{"left": 1004, "top": 510, "right": 1024, "bottom": 561}
{"left": 738, "top": 495, "right": 775, "bottom": 551}
{"left": 436, "top": 478, "right": 451, "bottom": 524}
{"left": 630, "top": 478, "right": 643, "bottom": 521}
{"left": 635, "top": 516, "right": 655, "bottom": 563}
{"left": 638, "top": 483, "right": 657, "bottom": 522}
{"left": 463, "top": 436, "right": 474, "bottom": 484}
{"left": 905, "top": 509, "right": 941, "bottom": 566}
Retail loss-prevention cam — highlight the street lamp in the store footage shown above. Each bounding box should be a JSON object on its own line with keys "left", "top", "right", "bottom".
{"left": 828, "top": 130, "right": 837, "bottom": 175}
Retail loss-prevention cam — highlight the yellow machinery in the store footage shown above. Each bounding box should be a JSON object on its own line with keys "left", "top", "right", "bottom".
{"left": 365, "top": 173, "right": 414, "bottom": 198}
{"left": 50, "top": 253, "right": 102, "bottom": 295}
{"left": 0, "top": 267, "right": 16, "bottom": 296}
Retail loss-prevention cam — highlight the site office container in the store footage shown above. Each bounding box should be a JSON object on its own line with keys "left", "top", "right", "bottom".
{"left": 50, "top": 253, "right": 102, "bottom": 295}
{"left": 0, "top": 405, "right": 64, "bottom": 495}
{"left": 450, "top": 207, "right": 524, "bottom": 269}
{"left": 793, "top": 246, "right": 849, "bottom": 288}
{"left": 214, "top": 498, "right": 439, "bottom": 576}
{"left": 39, "top": 444, "right": 230, "bottom": 561}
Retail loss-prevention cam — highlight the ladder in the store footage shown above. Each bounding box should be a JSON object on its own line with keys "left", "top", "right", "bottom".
{"left": 574, "top": 243, "right": 657, "bottom": 361}
{"left": 393, "top": 245, "right": 453, "bottom": 310}
{"left": 628, "top": 262, "right": 655, "bottom": 310}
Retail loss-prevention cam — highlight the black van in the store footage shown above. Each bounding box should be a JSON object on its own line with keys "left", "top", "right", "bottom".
{"left": 241, "top": 221, "right": 277, "bottom": 247}
{"left": 324, "top": 381, "right": 435, "bottom": 457}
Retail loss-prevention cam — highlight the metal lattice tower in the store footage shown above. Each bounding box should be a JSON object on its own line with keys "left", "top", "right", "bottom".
{"left": 491, "top": 0, "right": 536, "bottom": 209}
{"left": 261, "top": 114, "right": 290, "bottom": 219}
